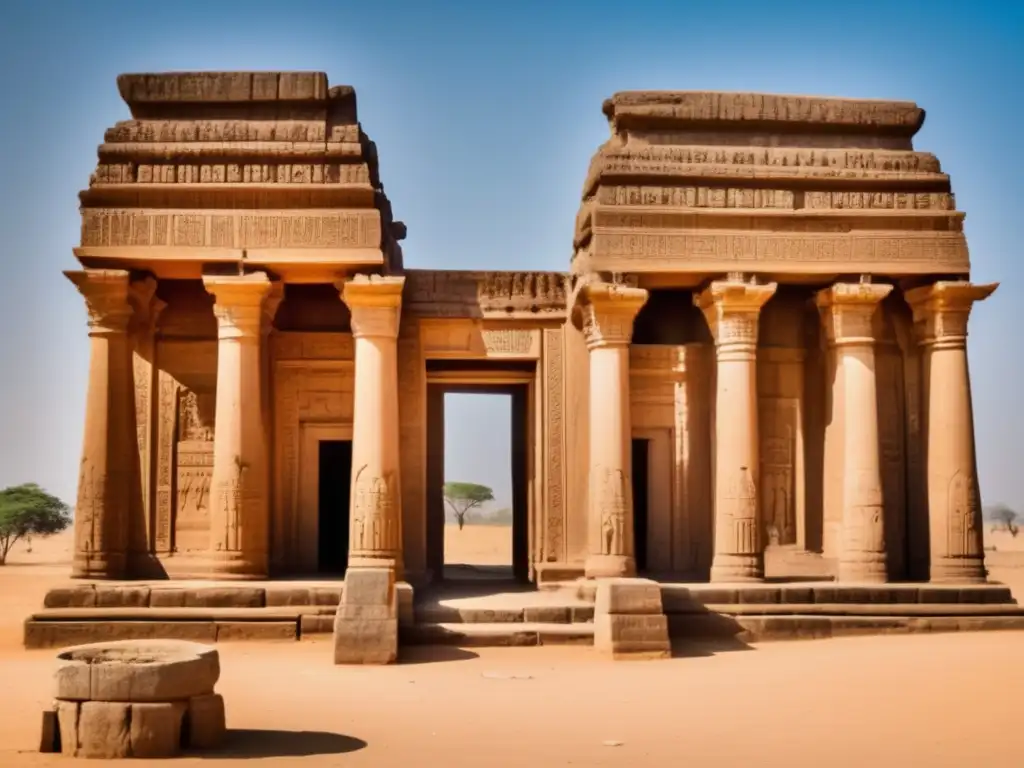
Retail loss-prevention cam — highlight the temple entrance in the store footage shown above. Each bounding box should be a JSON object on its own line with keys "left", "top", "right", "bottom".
{"left": 317, "top": 440, "right": 352, "bottom": 575}
{"left": 425, "top": 364, "right": 533, "bottom": 584}
{"left": 631, "top": 438, "right": 650, "bottom": 574}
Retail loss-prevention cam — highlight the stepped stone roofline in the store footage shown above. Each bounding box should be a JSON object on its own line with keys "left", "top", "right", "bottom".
{"left": 116, "top": 71, "right": 356, "bottom": 117}
{"left": 602, "top": 91, "right": 927, "bottom": 137}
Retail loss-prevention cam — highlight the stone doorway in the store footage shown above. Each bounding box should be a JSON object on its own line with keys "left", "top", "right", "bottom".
{"left": 296, "top": 423, "right": 353, "bottom": 575}
{"left": 425, "top": 364, "right": 534, "bottom": 585}
{"left": 318, "top": 440, "right": 352, "bottom": 575}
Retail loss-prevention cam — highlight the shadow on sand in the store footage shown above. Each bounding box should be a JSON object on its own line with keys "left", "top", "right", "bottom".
{"left": 397, "top": 645, "right": 480, "bottom": 664}
{"left": 195, "top": 729, "right": 367, "bottom": 759}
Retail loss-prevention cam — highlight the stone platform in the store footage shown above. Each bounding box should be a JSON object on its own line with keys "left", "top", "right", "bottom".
{"left": 24, "top": 580, "right": 1024, "bottom": 650}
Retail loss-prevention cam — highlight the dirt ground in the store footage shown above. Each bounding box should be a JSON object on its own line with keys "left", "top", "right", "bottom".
{"left": 1, "top": 528, "right": 1023, "bottom": 767}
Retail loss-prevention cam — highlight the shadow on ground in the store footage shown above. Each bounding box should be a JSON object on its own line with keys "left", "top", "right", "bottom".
{"left": 196, "top": 729, "right": 367, "bottom": 758}
{"left": 398, "top": 645, "right": 480, "bottom": 664}
{"left": 670, "top": 636, "right": 753, "bottom": 658}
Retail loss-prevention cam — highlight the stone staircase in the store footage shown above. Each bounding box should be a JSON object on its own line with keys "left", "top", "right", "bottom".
{"left": 22, "top": 580, "right": 1024, "bottom": 650}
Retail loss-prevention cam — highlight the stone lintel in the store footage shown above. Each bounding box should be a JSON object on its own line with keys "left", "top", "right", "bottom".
{"left": 816, "top": 282, "right": 893, "bottom": 345}
{"left": 66, "top": 269, "right": 133, "bottom": 334}
{"left": 602, "top": 91, "right": 925, "bottom": 137}
{"left": 338, "top": 275, "right": 406, "bottom": 339}
{"left": 577, "top": 280, "right": 648, "bottom": 349}
{"left": 905, "top": 281, "right": 998, "bottom": 344}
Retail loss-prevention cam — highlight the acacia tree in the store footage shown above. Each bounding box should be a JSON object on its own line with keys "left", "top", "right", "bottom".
{"left": 0, "top": 483, "right": 72, "bottom": 565}
{"left": 990, "top": 504, "right": 1020, "bottom": 538}
{"left": 443, "top": 482, "right": 494, "bottom": 530}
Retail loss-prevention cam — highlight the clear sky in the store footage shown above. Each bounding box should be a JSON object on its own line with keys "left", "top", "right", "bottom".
{"left": 0, "top": 0, "right": 1021, "bottom": 514}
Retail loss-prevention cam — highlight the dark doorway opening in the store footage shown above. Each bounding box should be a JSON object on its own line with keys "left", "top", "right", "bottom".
{"left": 631, "top": 438, "right": 650, "bottom": 574}
{"left": 318, "top": 440, "right": 352, "bottom": 575}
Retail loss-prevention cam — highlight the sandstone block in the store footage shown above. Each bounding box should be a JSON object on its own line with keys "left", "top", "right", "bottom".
{"left": 594, "top": 613, "right": 670, "bottom": 660}
{"left": 184, "top": 587, "right": 264, "bottom": 608}
{"left": 334, "top": 615, "right": 398, "bottom": 664}
{"left": 525, "top": 606, "right": 571, "bottom": 624}
{"left": 55, "top": 640, "right": 220, "bottom": 702}
{"left": 343, "top": 568, "right": 394, "bottom": 607}
{"left": 78, "top": 701, "right": 131, "bottom": 759}
{"left": 300, "top": 614, "right": 334, "bottom": 635}
{"left": 56, "top": 700, "right": 79, "bottom": 756}
{"left": 265, "top": 586, "right": 312, "bottom": 606}
{"left": 396, "top": 581, "right": 415, "bottom": 626}
{"left": 215, "top": 621, "right": 297, "bottom": 641}
{"left": 185, "top": 693, "right": 226, "bottom": 750}
{"left": 130, "top": 701, "right": 186, "bottom": 758}
{"left": 96, "top": 585, "right": 151, "bottom": 608}
{"left": 594, "top": 578, "right": 664, "bottom": 616}
{"left": 44, "top": 586, "right": 97, "bottom": 609}
{"left": 149, "top": 588, "right": 187, "bottom": 608}
{"left": 311, "top": 586, "right": 343, "bottom": 606}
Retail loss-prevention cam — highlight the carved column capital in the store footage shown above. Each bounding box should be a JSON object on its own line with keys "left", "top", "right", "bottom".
{"left": 338, "top": 275, "right": 405, "bottom": 340}
{"left": 578, "top": 281, "right": 648, "bottom": 349}
{"left": 203, "top": 273, "right": 274, "bottom": 340}
{"left": 66, "top": 269, "right": 133, "bottom": 336}
{"left": 261, "top": 281, "right": 285, "bottom": 339}
{"left": 816, "top": 282, "right": 893, "bottom": 347}
{"left": 127, "top": 276, "right": 167, "bottom": 335}
{"left": 695, "top": 280, "right": 776, "bottom": 359}
{"left": 905, "top": 281, "right": 997, "bottom": 350}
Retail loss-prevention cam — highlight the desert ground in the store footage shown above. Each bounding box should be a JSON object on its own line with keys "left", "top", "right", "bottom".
{"left": 0, "top": 526, "right": 1022, "bottom": 767}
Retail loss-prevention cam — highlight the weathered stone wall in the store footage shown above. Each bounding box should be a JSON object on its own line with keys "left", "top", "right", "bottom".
{"left": 574, "top": 91, "right": 969, "bottom": 277}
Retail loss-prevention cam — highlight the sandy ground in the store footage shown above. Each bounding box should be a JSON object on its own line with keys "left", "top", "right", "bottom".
{"left": 1, "top": 528, "right": 1023, "bottom": 766}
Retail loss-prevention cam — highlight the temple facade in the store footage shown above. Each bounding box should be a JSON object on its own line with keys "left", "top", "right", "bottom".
{"left": 67, "top": 73, "right": 995, "bottom": 588}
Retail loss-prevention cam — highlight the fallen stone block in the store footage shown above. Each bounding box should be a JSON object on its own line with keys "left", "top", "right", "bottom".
{"left": 130, "top": 701, "right": 186, "bottom": 758}
{"left": 186, "top": 693, "right": 226, "bottom": 750}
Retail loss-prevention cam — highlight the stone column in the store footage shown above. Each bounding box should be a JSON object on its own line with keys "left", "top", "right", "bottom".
{"left": 202, "top": 273, "right": 274, "bottom": 579}
{"left": 696, "top": 279, "right": 776, "bottom": 582}
{"left": 126, "top": 277, "right": 166, "bottom": 574}
{"left": 905, "top": 281, "right": 997, "bottom": 583}
{"left": 579, "top": 280, "right": 649, "bottom": 579}
{"left": 260, "top": 284, "right": 284, "bottom": 572}
{"left": 66, "top": 269, "right": 136, "bottom": 579}
{"left": 817, "top": 282, "right": 892, "bottom": 583}
{"left": 339, "top": 275, "right": 406, "bottom": 573}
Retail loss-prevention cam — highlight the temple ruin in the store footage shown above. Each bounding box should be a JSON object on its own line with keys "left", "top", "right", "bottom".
{"left": 40, "top": 72, "right": 1018, "bottom": 657}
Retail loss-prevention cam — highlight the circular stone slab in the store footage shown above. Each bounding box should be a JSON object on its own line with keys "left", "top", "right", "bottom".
{"left": 55, "top": 640, "right": 220, "bottom": 703}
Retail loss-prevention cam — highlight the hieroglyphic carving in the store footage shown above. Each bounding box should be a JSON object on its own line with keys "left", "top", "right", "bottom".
{"left": 482, "top": 329, "right": 534, "bottom": 355}
{"left": 721, "top": 467, "right": 758, "bottom": 554}
{"left": 804, "top": 191, "right": 956, "bottom": 211}
{"left": 74, "top": 457, "right": 104, "bottom": 560}
{"left": 594, "top": 467, "right": 630, "bottom": 556}
{"left": 591, "top": 231, "right": 968, "bottom": 267}
{"left": 597, "top": 185, "right": 796, "bottom": 209}
{"left": 174, "top": 441, "right": 213, "bottom": 552}
{"left": 154, "top": 372, "right": 179, "bottom": 554}
{"left": 590, "top": 210, "right": 959, "bottom": 234}
{"left": 946, "top": 470, "right": 982, "bottom": 559}
{"left": 351, "top": 466, "right": 399, "bottom": 554}
{"left": 81, "top": 209, "right": 381, "bottom": 249}
{"left": 760, "top": 399, "right": 798, "bottom": 546}
{"left": 544, "top": 328, "right": 565, "bottom": 562}
{"left": 478, "top": 272, "right": 568, "bottom": 314}
{"left": 591, "top": 146, "right": 941, "bottom": 172}
{"left": 404, "top": 271, "right": 569, "bottom": 318}
{"left": 213, "top": 456, "right": 248, "bottom": 553}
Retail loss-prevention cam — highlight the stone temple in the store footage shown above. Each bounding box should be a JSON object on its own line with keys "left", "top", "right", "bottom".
{"left": 37, "top": 71, "right": 1020, "bottom": 660}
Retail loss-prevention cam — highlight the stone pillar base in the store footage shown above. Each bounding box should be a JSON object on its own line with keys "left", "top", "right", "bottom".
{"left": 584, "top": 554, "right": 635, "bottom": 579}
{"left": 930, "top": 558, "right": 987, "bottom": 585}
{"left": 710, "top": 553, "right": 764, "bottom": 583}
{"left": 593, "top": 578, "right": 670, "bottom": 660}
{"left": 333, "top": 567, "right": 398, "bottom": 665}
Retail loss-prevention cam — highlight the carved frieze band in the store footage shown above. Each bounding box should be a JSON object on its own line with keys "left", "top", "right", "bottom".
{"left": 543, "top": 328, "right": 565, "bottom": 562}
{"left": 591, "top": 231, "right": 967, "bottom": 268}
{"left": 81, "top": 208, "right": 381, "bottom": 249}
{"left": 595, "top": 186, "right": 955, "bottom": 211}
{"left": 420, "top": 322, "right": 541, "bottom": 359}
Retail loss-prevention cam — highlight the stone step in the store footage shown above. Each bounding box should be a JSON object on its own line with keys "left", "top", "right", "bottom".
{"left": 402, "top": 622, "right": 595, "bottom": 647}
{"left": 414, "top": 605, "right": 594, "bottom": 624}
{"left": 682, "top": 603, "right": 1024, "bottom": 617}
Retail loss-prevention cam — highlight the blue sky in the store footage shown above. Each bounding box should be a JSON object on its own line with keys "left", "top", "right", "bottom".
{"left": 0, "top": 0, "right": 1021, "bottom": 513}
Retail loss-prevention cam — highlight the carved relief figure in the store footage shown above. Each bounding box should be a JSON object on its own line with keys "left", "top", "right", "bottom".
{"left": 760, "top": 400, "right": 796, "bottom": 546}
{"left": 947, "top": 470, "right": 981, "bottom": 558}
{"left": 594, "top": 467, "right": 629, "bottom": 556}
{"left": 352, "top": 464, "right": 397, "bottom": 553}
{"left": 178, "top": 390, "right": 214, "bottom": 441}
